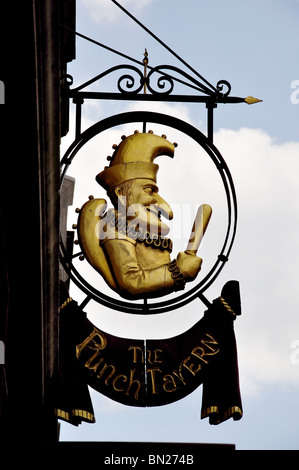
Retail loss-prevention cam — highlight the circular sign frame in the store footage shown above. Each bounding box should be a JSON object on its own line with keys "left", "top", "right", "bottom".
{"left": 60, "top": 111, "right": 237, "bottom": 315}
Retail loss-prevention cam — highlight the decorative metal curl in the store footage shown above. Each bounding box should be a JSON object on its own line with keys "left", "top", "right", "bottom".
{"left": 216, "top": 80, "right": 232, "bottom": 97}
{"left": 117, "top": 66, "right": 144, "bottom": 94}
{"left": 60, "top": 73, "right": 74, "bottom": 88}
{"left": 146, "top": 68, "right": 174, "bottom": 95}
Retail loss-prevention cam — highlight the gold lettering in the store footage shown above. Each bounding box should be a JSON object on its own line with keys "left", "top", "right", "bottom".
{"left": 147, "top": 349, "right": 163, "bottom": 364}
{"left": 172, "top": 363, "right": 186, "bottom": 386}
{"left": 154, "top": 349, "right": 163, "bottom": 364}
{"left": 147, "top": 367, "right": 162, "bottom": 394}
{"left": 128, "top": 346, "right": 144, "bottom": 364}
{"left": 191, "top": 334, "right": 220, "bottom": 365}
{"left": 113, "top": 374, "right": 128, "bottom": 392}
{"left": 129, "top": 347, "right": 164, "bottom": 365}
{"left": 201, "top": 333, "right": 220, "bottom": 354}
{"left": 125, "top": 369, "right": 142, "bottom": 401}
{"left": 182, "top": 356, "right": 201, "bottom": 376}
{"left": 191, "top": 347, "right": 208, "bottom": 364}
{"left": 96, "top": 362, "right": 116, "bottom": 385}
{"left": 147, "top": 349, "right": 153, "bottom": 364}
{"left": 76, "top": 328, "right": 107, "bottom": 359}
{"left": 85, "top": 355, "right": 104, "bottom": 372}
{"left": 163, "top": 374, "right": 177, "bottom": 392}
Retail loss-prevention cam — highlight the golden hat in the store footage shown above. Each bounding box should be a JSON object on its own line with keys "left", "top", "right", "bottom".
{"left": 96, "top": 131, "right": 175, "bottom": 193}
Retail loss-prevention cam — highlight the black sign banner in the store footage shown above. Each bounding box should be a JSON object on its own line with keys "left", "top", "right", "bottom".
{"left": 54, "top": 282, "right": 242, "bottom": 426}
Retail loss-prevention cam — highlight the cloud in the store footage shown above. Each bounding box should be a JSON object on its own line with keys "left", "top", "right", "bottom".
{"left": 213, "top": 127, "right": 299, "bottom": 396}
{"left": 80, "top": 0, "right": 156, "bottom": 24}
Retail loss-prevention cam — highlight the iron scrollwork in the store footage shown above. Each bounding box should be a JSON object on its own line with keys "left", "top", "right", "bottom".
{"left": 216, "top": 80, "right": 232, "bottom": 98}
{"left": 67, "top": 63, "right": 232, "bottom": 99}
{"left": 145, "top": 67, "right": 174, "bottom": 95}
{"left": 145, "top": 64, "right": 216, "bottom": 96}
{"left": 117, "top": 65, "right": 144, "bottom": 94}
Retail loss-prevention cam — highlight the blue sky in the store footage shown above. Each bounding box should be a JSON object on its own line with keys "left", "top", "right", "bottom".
{"left": 59, "top": 0, "right": 299, "bottom": 450}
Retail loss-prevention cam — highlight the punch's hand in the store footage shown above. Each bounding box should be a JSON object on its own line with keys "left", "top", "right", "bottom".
{"left": 176, "top": 251, "right": 202, "bottom": 282}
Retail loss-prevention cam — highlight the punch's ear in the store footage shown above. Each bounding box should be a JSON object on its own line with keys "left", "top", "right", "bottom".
{"left": 114, "top": 186, "right": 127, "bottom": 209}
{"left": 76, "top": 198, "right": 117, "bottom": 291}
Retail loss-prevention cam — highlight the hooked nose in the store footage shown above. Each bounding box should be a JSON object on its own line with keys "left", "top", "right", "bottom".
{"left": 154, "top": 194, "right": 173, "bottom": 220}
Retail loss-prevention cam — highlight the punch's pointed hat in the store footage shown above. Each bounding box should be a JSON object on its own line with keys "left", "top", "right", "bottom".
{"left": 96, "top": 131, "right": 176, "bottom": 193}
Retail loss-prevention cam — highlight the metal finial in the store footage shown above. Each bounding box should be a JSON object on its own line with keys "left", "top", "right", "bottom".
{"left": 143, "top": 48, "right": 148, "bottom": 95}
{"left": 143, "top": 48, "right": 148, "bottom": 64}
{"left": 245, "top": 96, "right": 263, "bottom": 105}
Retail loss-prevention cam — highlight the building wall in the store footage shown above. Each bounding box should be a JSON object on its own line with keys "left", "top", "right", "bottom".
{"left": 0, "top": 0, "right": 75, "bottom": 442}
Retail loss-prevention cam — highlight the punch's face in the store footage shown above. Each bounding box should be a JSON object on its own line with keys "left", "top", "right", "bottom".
{"left": 115, "top": 178, "right": 173, "bottom": 236}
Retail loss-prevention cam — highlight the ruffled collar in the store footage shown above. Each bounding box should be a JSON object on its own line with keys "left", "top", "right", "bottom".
{"left": 102, "top": 209, "right": 173, "bottom": 253}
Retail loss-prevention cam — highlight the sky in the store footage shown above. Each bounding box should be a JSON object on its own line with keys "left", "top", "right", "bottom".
{"left": 58, "top": 0, "right": 299, "bottom": 450}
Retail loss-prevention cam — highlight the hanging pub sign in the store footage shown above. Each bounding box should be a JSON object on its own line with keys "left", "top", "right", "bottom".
{"left": 56, "top": 2, "right": 262, "bottom": 428}
{"left": 56, "top": 111, "right": 244, "bottom": 427}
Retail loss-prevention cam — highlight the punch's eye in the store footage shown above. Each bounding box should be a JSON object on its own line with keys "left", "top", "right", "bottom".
{"left": 144, "top": 187, "right": 153, "bottom": 195}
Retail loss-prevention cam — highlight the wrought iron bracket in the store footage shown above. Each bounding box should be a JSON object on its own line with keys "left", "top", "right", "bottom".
{"left": 61, "top": 58, "right": 260, "bottom": 142}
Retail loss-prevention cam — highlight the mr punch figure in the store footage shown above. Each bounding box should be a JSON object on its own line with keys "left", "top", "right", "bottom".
{"left": 77, "top": 131, "right": 211, "bottom": 301}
